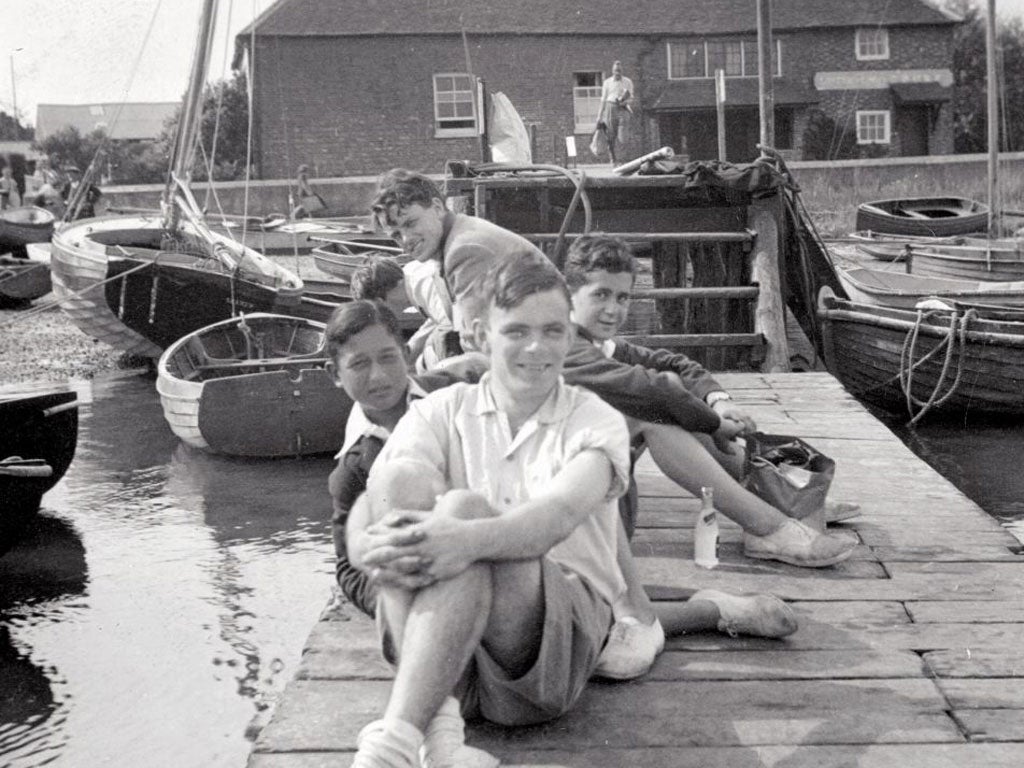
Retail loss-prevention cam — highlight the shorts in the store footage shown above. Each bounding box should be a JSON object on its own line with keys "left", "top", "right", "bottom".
{"left": 376, "top": 557, "right": 613, "bottom": 726}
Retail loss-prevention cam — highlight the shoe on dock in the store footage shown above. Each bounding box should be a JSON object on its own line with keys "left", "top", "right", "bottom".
{"left": 593, "top": 616, "right": 665, "bottom": 680}
{"left": 744, "top": 519, "right": 856, "bottom": 567}
{"left": 825, "top": 500, "right": 862, "bottom": 524}
{"left": 421, "top": 697, "right": 499, "bottom": 768}
{"left": 690, "top": 589, "right": 798, "bottom": 638}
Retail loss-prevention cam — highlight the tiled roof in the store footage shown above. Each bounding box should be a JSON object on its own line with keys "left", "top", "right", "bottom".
{"left": 35, "top": 103, "right": 179, "bottom": 142}
{"left": 243, "top": 0, "right": 957, "bottom": 37}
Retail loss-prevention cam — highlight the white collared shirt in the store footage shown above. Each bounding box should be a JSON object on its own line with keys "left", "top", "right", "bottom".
{"left": 335, "top": 377, "right": 430, "bottom": 458}
{"left": 373, "top": 373, "right": 630, "bottom": 604}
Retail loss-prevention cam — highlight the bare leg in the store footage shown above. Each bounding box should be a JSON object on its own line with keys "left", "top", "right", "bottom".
{"left": 641, "top": 422, "right": 786, "bottom": 536}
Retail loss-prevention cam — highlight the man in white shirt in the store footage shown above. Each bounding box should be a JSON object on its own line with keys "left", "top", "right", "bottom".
{"left": 599, "top": 60, "right": 635, "bottom": 165}
{"left": 346, "top": 255, "right": 629, "bottom": 768}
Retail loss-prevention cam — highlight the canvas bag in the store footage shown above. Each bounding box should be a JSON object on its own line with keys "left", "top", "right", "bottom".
{"left": 589, "top": 123, "right": 609, "bottom": 158}
{"left": 744, "top": 432, "right": 835, "bottom": 531}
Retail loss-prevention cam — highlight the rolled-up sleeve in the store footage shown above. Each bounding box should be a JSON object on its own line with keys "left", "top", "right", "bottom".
{"left": 564, "top": 394, "right": 631, "bottom": 502}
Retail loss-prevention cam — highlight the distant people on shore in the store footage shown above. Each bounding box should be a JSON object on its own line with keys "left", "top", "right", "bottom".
{"left": 292, "top": 164, "right": 327, "bottom": 218}
{"left": 598, "top": 60, "right": 634, "bottom": 166}
{"left": 0, "top": 166, "right": 18, "bottom": 209}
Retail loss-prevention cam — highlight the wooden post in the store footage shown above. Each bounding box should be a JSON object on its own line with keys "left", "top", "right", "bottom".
{"left": 715, "top": 69, "right": 727, "bottom": 162}
{"left": 986, "top": 0, "right": 998, "bottom": 237}
{"left": 757, "top": 0, "right": 775, "bottom": 155}
{"left": 747, "top": 196, "right": 790, "bottom": 372}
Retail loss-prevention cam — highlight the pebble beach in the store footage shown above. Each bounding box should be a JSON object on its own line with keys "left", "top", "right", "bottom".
{"left": 0, "top": 300, "right": 136, "bottom": 386}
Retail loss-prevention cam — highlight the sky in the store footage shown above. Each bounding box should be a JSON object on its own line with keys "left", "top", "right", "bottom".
{"left": 3, "top": 0, "right": 1024, "bottom": 128}
{"left": 1, "top": 0, "right": 275, "bottom": 127}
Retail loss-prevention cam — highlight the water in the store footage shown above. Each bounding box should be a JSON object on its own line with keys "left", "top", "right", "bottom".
{"left": 0, "top": 374, "right": 336, "bottom": 768}
{"left": 884, "top": 413, "right": 1024, "bottom": 544}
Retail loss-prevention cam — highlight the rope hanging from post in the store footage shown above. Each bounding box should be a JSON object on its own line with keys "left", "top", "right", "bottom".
{"left": 898, "top": 307, "right": 976, "bottom": 425}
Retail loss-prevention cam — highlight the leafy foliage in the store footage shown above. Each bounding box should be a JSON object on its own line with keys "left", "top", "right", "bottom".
{"left": 0, "top": 111, "right": 33, "bottom": 141}
{"left": 947, "top": 0, "right": 1024, "bottom": 152}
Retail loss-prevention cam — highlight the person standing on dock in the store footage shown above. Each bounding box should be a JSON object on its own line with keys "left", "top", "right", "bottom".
{"left": 371, "top": 168, "right": 549, "bottom": 368}
{"left": 598, "top": 60, "right": 634, "bottom": 166}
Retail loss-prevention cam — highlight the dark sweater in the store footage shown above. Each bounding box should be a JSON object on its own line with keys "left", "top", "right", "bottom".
{"left": 327, "top": 373, "right": 456, "bottom": 617}
{"left": 562, "top": 327, "right": 723, "bottom": 434}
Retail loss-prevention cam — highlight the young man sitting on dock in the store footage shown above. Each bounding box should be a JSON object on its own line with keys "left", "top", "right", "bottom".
{"left": 343, "top": 256, "right": 629, "bottom": 767}
{"left": 558, "top": 233, "right": 856, "bottom": 677}
{"left": 370, "top": 168, "right": 550, "bottom": 369}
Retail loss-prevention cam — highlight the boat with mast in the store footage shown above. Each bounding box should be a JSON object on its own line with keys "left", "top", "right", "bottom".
{"left": 49, "top": 0, "right": 303, "bottom": 359}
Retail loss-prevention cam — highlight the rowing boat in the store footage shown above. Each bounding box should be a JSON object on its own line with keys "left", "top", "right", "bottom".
{"left": 156, "top": 313, "right": 352, "bottom": 457}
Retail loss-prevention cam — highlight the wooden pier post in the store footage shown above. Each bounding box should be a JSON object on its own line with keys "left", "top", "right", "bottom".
{"left": 748, "top": 195, "right": 791, "bottom": 372}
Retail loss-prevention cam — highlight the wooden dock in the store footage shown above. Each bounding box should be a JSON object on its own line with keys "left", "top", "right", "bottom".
{"left": 249, "top": 372, "right": 1024, "bottom": 768}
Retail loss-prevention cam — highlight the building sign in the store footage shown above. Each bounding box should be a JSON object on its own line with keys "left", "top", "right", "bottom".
{"left": 814, "top": 69, "right": 953, "bottom": 90}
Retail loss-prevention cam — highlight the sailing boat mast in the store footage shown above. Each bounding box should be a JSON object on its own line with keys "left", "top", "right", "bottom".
{"left": 163, "top": 0, "right": 219, "bottom": 229}
{"left": 986, "top": 0, "right": 999, "bottom": 237}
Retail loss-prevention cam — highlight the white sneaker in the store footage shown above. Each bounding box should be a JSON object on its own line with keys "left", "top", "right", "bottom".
{"left": 593, "top": 616, "right": 665, "bottom": 680}
{"left": 690, "top": 589, "right": 798, "bottom": 638}
{"left": 421, "top": 697, "right": 499, "bottom": 768}
{"left": 744, "top": 518, "right": 856, "bottom": 567}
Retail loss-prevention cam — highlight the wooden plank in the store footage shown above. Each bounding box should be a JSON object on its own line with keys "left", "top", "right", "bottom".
{"left": 251, "top": 743, "right": 1024, "bottom": 768}
{"left": 647, "top": 649, "right": 924, "bottom": 680}
{"left": 954, "top": 709, "right": 1024, "bottom": 742}
{"left": 925, "top": 649, "right": 1024, "bottom": 677}
{"left": 621, "top": 332, "right": 764, "bottom": 348}
{"left": 938, "top": 678, "right": 1024, "bottom": 709}
{"left": 631, "top": 286, "right": 760, "bottom": 300}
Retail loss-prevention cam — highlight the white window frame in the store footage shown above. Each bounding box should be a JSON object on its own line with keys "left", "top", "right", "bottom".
{"left": 856, "top": 27, "right": 890, "bottom": 61}
{"left": 572, "top": 71, "right": 604, "bottom": 134}
{"left": 433, "top": 73, "right": 478, "bottom": 138}
{"left": 667, "top": 40, "right": 782, "bottom": 80}
{"left": 856, "top": 110, "right": 891, "bottom": 144}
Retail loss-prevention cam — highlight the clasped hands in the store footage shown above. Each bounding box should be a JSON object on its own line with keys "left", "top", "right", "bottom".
{"left": 356, "top": 506, "right": 476, "bottom": 591}
{"left": 710, "top": 399, "right": 757, "bottom": 455}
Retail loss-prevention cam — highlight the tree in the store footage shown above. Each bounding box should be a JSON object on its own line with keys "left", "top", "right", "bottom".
{"left": 0, "top": 111, "right": 33, "bottom": 141}
{"left": 946, "top": 0, "right": 1024, "bottom": 153}
{"left": 158, "top": 71, "right": 251, "bottom": 181}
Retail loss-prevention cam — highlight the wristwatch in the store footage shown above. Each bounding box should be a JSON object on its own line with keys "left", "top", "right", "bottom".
{"left": 705, "top": 391, "right": 732, "bottom": 407}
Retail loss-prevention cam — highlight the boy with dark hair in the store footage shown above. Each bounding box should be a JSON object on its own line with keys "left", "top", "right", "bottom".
{"left": 370, "top": 168, "right": 549, "bottom": 363}
{"left": 561, "top": 233, "right": 855, "bottom": 677}
{"left": 348, "top": 255, "right": 411, "bottom": 319}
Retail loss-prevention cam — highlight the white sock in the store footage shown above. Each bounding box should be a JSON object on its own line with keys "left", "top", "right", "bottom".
{"left": 421, "top": 697, "right": 499, "bottom": 768}
{"left": 352, "top": 717, "right": 423, "bottom": 768}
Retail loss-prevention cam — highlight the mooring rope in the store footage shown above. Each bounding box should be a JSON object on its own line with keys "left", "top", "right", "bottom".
{"left": 898, "top": 307, "right": 976, "bottom": 425}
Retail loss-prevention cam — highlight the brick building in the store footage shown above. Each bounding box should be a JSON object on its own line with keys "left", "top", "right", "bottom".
{"left": 237, "top": 0, "right": 959, "bottom": 178}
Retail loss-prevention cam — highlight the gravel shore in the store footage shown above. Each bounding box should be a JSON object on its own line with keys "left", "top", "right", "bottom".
{"left": 0, "top": 298, "right": 143, "bottom": 386}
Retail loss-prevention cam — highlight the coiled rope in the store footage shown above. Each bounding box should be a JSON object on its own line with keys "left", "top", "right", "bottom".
{"left": 898, "top": 306, "right": 976, "bottom": 425}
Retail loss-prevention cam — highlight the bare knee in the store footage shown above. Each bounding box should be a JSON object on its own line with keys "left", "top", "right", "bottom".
{"left": 367, "top": 459, "right": 446, "bottom": 518}
{"left": 434, "top": 489, "right": 498, "bottom": 520}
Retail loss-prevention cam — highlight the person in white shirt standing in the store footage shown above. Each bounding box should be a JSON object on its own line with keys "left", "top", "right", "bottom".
{"left": 599, "top": 60, "right": 634, "bottom": 166}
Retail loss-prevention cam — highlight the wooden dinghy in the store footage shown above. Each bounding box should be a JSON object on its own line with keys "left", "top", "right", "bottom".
{"left": 907, "top": 237, "right": 1024, "bottom": 282}
{"left": 311, "top": 237, "right": 407, "bottom": 282}
{"left": 855, "top": 197, "right": 989, "bottom": 237}
{"left": 208, "top": 214, "right": 367, "bottom": 256}
{"left": 0, "top": 250, "right": 51, "bottom": 306}
{"left": 0, "top": 386, "right": 79, "bottom": 549}
{"left": 818, "top": 290, "right": 1024, "bottom": 420}
{"left": 835, "top": 266, "right": 1024, "bottom": 310}
{"left": 0, "top": 206, "right": 57, "bottom": 257}
{"left": 848, "top": 230, "right": 964, "bottom": 262}
{"left": 156, "top": 313, "right": 352, "bottom": 457}
{"left": 50, "top": 211, "right": 305, "bottom": 358}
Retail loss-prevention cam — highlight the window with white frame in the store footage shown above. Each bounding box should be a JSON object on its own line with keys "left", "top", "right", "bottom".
{"left": 433, "top": 73, "right": 478, "bottom": 137}
{"left": 856, "top": 110, "right": 891, "bottom": 143}
{"left": 668, "top": 39, "right": 782, "bottom": 79}
{"left": 573, "top": 71, "right": 604, "bottom": 133}
{"left": 855, "top": 27, "right": 889, "bottom": 60}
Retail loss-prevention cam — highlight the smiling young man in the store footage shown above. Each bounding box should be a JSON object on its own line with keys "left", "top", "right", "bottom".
{"left": 370, "top": 168, "right": 549, "bottom": 365}
{"left": 345, "top": 255, "right": 631, "bottom": 768}
{"left": 560, "top": 233, "right": 854, "bottom": 678}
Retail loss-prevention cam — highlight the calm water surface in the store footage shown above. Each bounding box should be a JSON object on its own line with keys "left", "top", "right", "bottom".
{"left": 0, "top": 373, "right": 335, "bottom": 767}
